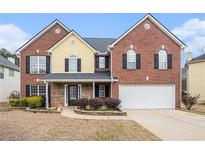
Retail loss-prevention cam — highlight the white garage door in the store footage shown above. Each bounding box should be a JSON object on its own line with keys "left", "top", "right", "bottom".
{"left": 119, "top": 84, "right": 175, "bottom": 109}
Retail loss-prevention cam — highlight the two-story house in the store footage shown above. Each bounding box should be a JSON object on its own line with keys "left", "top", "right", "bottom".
{"left": 0, "top": 55, "right": 20, "bottom": 103}
{"left": 17, "top": 14, "right": 186, "bottom": 109}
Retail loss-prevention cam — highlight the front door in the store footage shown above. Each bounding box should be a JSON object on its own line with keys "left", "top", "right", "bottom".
{"left": 68, "top": 85, "right": 78, "bottom": 106}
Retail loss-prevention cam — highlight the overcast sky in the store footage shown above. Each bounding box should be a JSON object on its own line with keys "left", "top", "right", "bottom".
{"left": 0, "top": 13, "right": 205, "bottom": 67}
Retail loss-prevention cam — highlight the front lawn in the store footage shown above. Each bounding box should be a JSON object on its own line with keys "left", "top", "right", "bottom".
{"left": 180, "top": 103, "right": 205, "bottom": 116}
{"left": 0, "top": 110, "right": 160, "bottom": 141}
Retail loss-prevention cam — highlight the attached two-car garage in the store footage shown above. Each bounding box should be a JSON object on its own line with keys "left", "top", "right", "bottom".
{"left": 119, "top": 84, "right": 175, "bottom": 109}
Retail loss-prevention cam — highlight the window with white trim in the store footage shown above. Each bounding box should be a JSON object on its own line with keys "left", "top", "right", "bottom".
{"left": 99, "top": 57, "right": 105, "bottom": 68}
{"left": 9, "top": 69, "right": 14, "bottom": 77}
{"left": 127, "top": 49, "right": 136, "bottom": 69}
{"left": 30, "top": 85, "right": 46, "bottom": 96}
{"left": 0, "top": 66, "right": 4, "bottom": 79}
{"left": 99, "top": 85, "right": 105, "bottom": 97}
{"left": 30, "top": 56, "right": 46, "bottom": 74}
{"left": 158, "top": 50, "right": 167, "bottom": 69}
{"left": 69, "top": 55, "right": 77, "bottom": 72}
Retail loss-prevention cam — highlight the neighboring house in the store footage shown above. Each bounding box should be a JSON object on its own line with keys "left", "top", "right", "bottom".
{"left": 186, "top": 52, "right": 205, "bottom": 103}
{"left": 181, "top": 68, "right": 187, "bottom": 91}
{"left": 0, "top": 55, "right": 20, "bottom": 103}
{"left": 16, "top": 14, "right": 186, "bottom": 109}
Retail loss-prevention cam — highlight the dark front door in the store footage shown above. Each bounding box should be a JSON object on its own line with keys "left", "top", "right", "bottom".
{"left": 68, "top": 85, "right": 78, "bottom": 106}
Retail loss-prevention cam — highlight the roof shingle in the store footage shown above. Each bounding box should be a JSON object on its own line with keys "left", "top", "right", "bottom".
{"left": 0, "top": 55, "right": 19, "bottom": 71}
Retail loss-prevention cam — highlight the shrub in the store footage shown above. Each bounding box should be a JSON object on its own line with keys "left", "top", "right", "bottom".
{"left": 9, "top": 99, "right": 21, "bottom": 107}
{"left": 27, "top": 96, "right": 44, "bottom": 109}
{"left": 19, "top": 98, "right": 28, "bottom": 107}
{"left": 89, "top": 98, "right": 104, "bottom": 110}
{"left": 182, "top": 91, "right": 200, "bottom": 110}
{"left": 104, "top": 97, "right": 121, "bottom": 109}
{"left": 7, "top": 90, "right": 20, "bottom": 99}
{"left": 77, "top": 98, "right": 89, "bottom": 109}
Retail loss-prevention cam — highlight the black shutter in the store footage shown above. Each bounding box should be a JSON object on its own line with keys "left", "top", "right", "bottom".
{"left": 136, "top": 54, "right": 141, "bottom": 69}
{"left": 65, "top": 58, "right": 69, "bottom": 72}
{"left": 26, "top": 56, "right": 30, "bottom": 74}
{"left": 46, "top": 56, "right": 50, "bottom": 74}
{"left": 123, "top": 54, "right": 127, "bottom": 69}
{"left": 95, "top": 56, "right": 99, "bottom": 68}
{"left": 105, "top": 85, "right": 109, "bottom": 97}
{"left": 26, "top": 85, "right": 30, "bottom": 97}
{"left": 77, "top": 59, "right": 81, "bottom": 72}
{"left": 167, "top": 54, "right": 172, "bottom": 69}
{"left": 95, "top": 85, "right": 99, "bottom": 97}
{"left": 105, "top": 56, "right": 109, "bottom": 68}
{"left": 154, "top": 54, "right": 159, "bottom": 69}
{"left": 48, "top": 85, "right": 51, "bottom": 106}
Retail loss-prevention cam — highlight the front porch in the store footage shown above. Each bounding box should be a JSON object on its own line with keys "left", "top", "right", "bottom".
{"left": 48, "top": 82, "right": 111, "bottom": 108}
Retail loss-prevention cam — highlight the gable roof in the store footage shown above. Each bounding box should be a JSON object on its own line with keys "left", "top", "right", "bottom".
{"left": 84, "top": 38, "right": 115, "bottom": 53}
{"left": 16, "top": 19, "right": 70, "bottom": 54}
{"left": 110, "top": 14, "right": 186, "bottom": 49}
{"left": 188, "top": 54, "right": 205, "bottom": 64}
{"left": 0, "top": 55, "right": 19, "bottom": 71}
{"left": 47, "top": 30, "right": 97, "bottom": 52}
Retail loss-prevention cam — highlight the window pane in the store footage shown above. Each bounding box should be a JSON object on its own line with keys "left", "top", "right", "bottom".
{"left": 99, "top": 85, "right": 105, "bottom": 97}
{"left": 99, "top": 57, "right": 105, "bottom": 68}
{"left": 0, "top": 66, "right": 4, "bottom": 79}
{"left": 127, "top": 62, "right": 136, "bottom": 69}
{"left": 39, "top": 65, "right": 46, "bottom": 73}
{"left": 69, "top": 59, "right": 77, "bottom": 72}
{"left": 158, "top": 50, "right": 167, "bottom": 69}
{"left": 9, "top": 69, "right": 14, "bottom": 77}
{"left": 30, "top": 56, "right": 38, "bottom": 65}
{"left": 70, "top": 86, "right": 77, "bottom": 99}
{"left": 39, "top": 85, "right": 46, "bottom": 96}
{"left": 39, "top": 56, "right": 46, "bottom": 65}
{"left": 30, "top": 65, "right": 38, "bottom": 74}
{"left": 30, "top": 85, "right": 38, "bottom": 96}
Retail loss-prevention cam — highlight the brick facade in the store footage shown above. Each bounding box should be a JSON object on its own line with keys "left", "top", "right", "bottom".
{"left": 20, "top": 23, "right": 69, "bottom": 98}
{"left": 50, "top": 83, "right": 93, "bottom": 107}
{"left": 111, "top": 19, "right": 181, "bottom": 108}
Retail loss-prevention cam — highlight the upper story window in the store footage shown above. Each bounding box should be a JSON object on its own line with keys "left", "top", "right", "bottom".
{"left": 30, "top": 56, "right": 46, "bottom": 74}
{"left": 69, "top": 55, "right": 77, "bottom": 72}
{"left": 127, "top": 49, "right": 136, "bottom": 69}
{"left": 158, "top": 50, "right": 167, "bottom": 69}
{"left": 9, "top": 69, "right": 14, "bottom": 77}
{"left": 99, "top": 57, "right": 105, "bottom": 68}
{"left": 0, "top": 66, "right": 4, "bottom": 79}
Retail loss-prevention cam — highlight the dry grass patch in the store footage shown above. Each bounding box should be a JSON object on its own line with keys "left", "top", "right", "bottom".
{"left": 180, "top": 103, "right": 205, "bottom": 116}
{"left": 0, "top": 110, "right": 160, "bottom": 141}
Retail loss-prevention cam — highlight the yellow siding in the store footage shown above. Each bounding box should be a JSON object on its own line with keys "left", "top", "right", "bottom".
{"left": 188, "top": 61, "right": 205, "bottom": 102}
{"left": 51, "top": 34, "right": 94, "bottom": 73}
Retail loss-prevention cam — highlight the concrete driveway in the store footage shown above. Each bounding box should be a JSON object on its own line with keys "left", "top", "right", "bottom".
{"left": 125, "top": 109, "right": 205, "bottom": 141}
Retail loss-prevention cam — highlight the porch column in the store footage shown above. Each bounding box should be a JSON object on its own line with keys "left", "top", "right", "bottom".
{"left": 93, "top": 82, "right": 95, "bottom": 98}
{"left": 45, "top": 82, "right": 49, "bottom": 109}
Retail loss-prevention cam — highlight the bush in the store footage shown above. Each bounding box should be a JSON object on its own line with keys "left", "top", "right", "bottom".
{"left": 77, "top": 98, "right": 89, "bottom": 109}
{"left": 104, "top": 97, "right": 121, "bottom": 109}
{"left": 19, "top": 98, "right": 28, "bottom": 107}
{"left": 9, "top": 99, "right": 21, "bottom": 107}
{"left": 27, "top": 96, "right": 44, "bottom": 109}
{"left": 7, "top": 90, "right": 20, "bottom": 99}
{"left": 89, "top": 98, "right": 104, "bottom": 110}
{"left": 182, "top": 91, "right": 200, "bottom": 110}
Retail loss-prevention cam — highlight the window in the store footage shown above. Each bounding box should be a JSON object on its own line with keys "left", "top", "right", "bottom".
{"left": 127, "top": 50, "right": 136, "bottom": 69}
{"left": 30, "top": 56, "right": 46, "bottom": 74}
{"left": 0, "top": 66, "right": 4, "bottom": 79}
{"left": 9, "top": 69, "right": 14, "bottom": 77}
{"left": 99, "top": 85, "right": 105, "bottom": 97}
{"left": 30, "top": 85, "right": 46, "bottom": 96}
{"left": 69, "top": 55, "right": 77, "bottom": 72}
{"left": 158, "top": 50, "right": 167, "bottom": 69}
{"left": 70, "top": 86, "right": 77, "bottom": 99}
{"left": 99, "top": 57, "right": 105, "bottom": 68}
